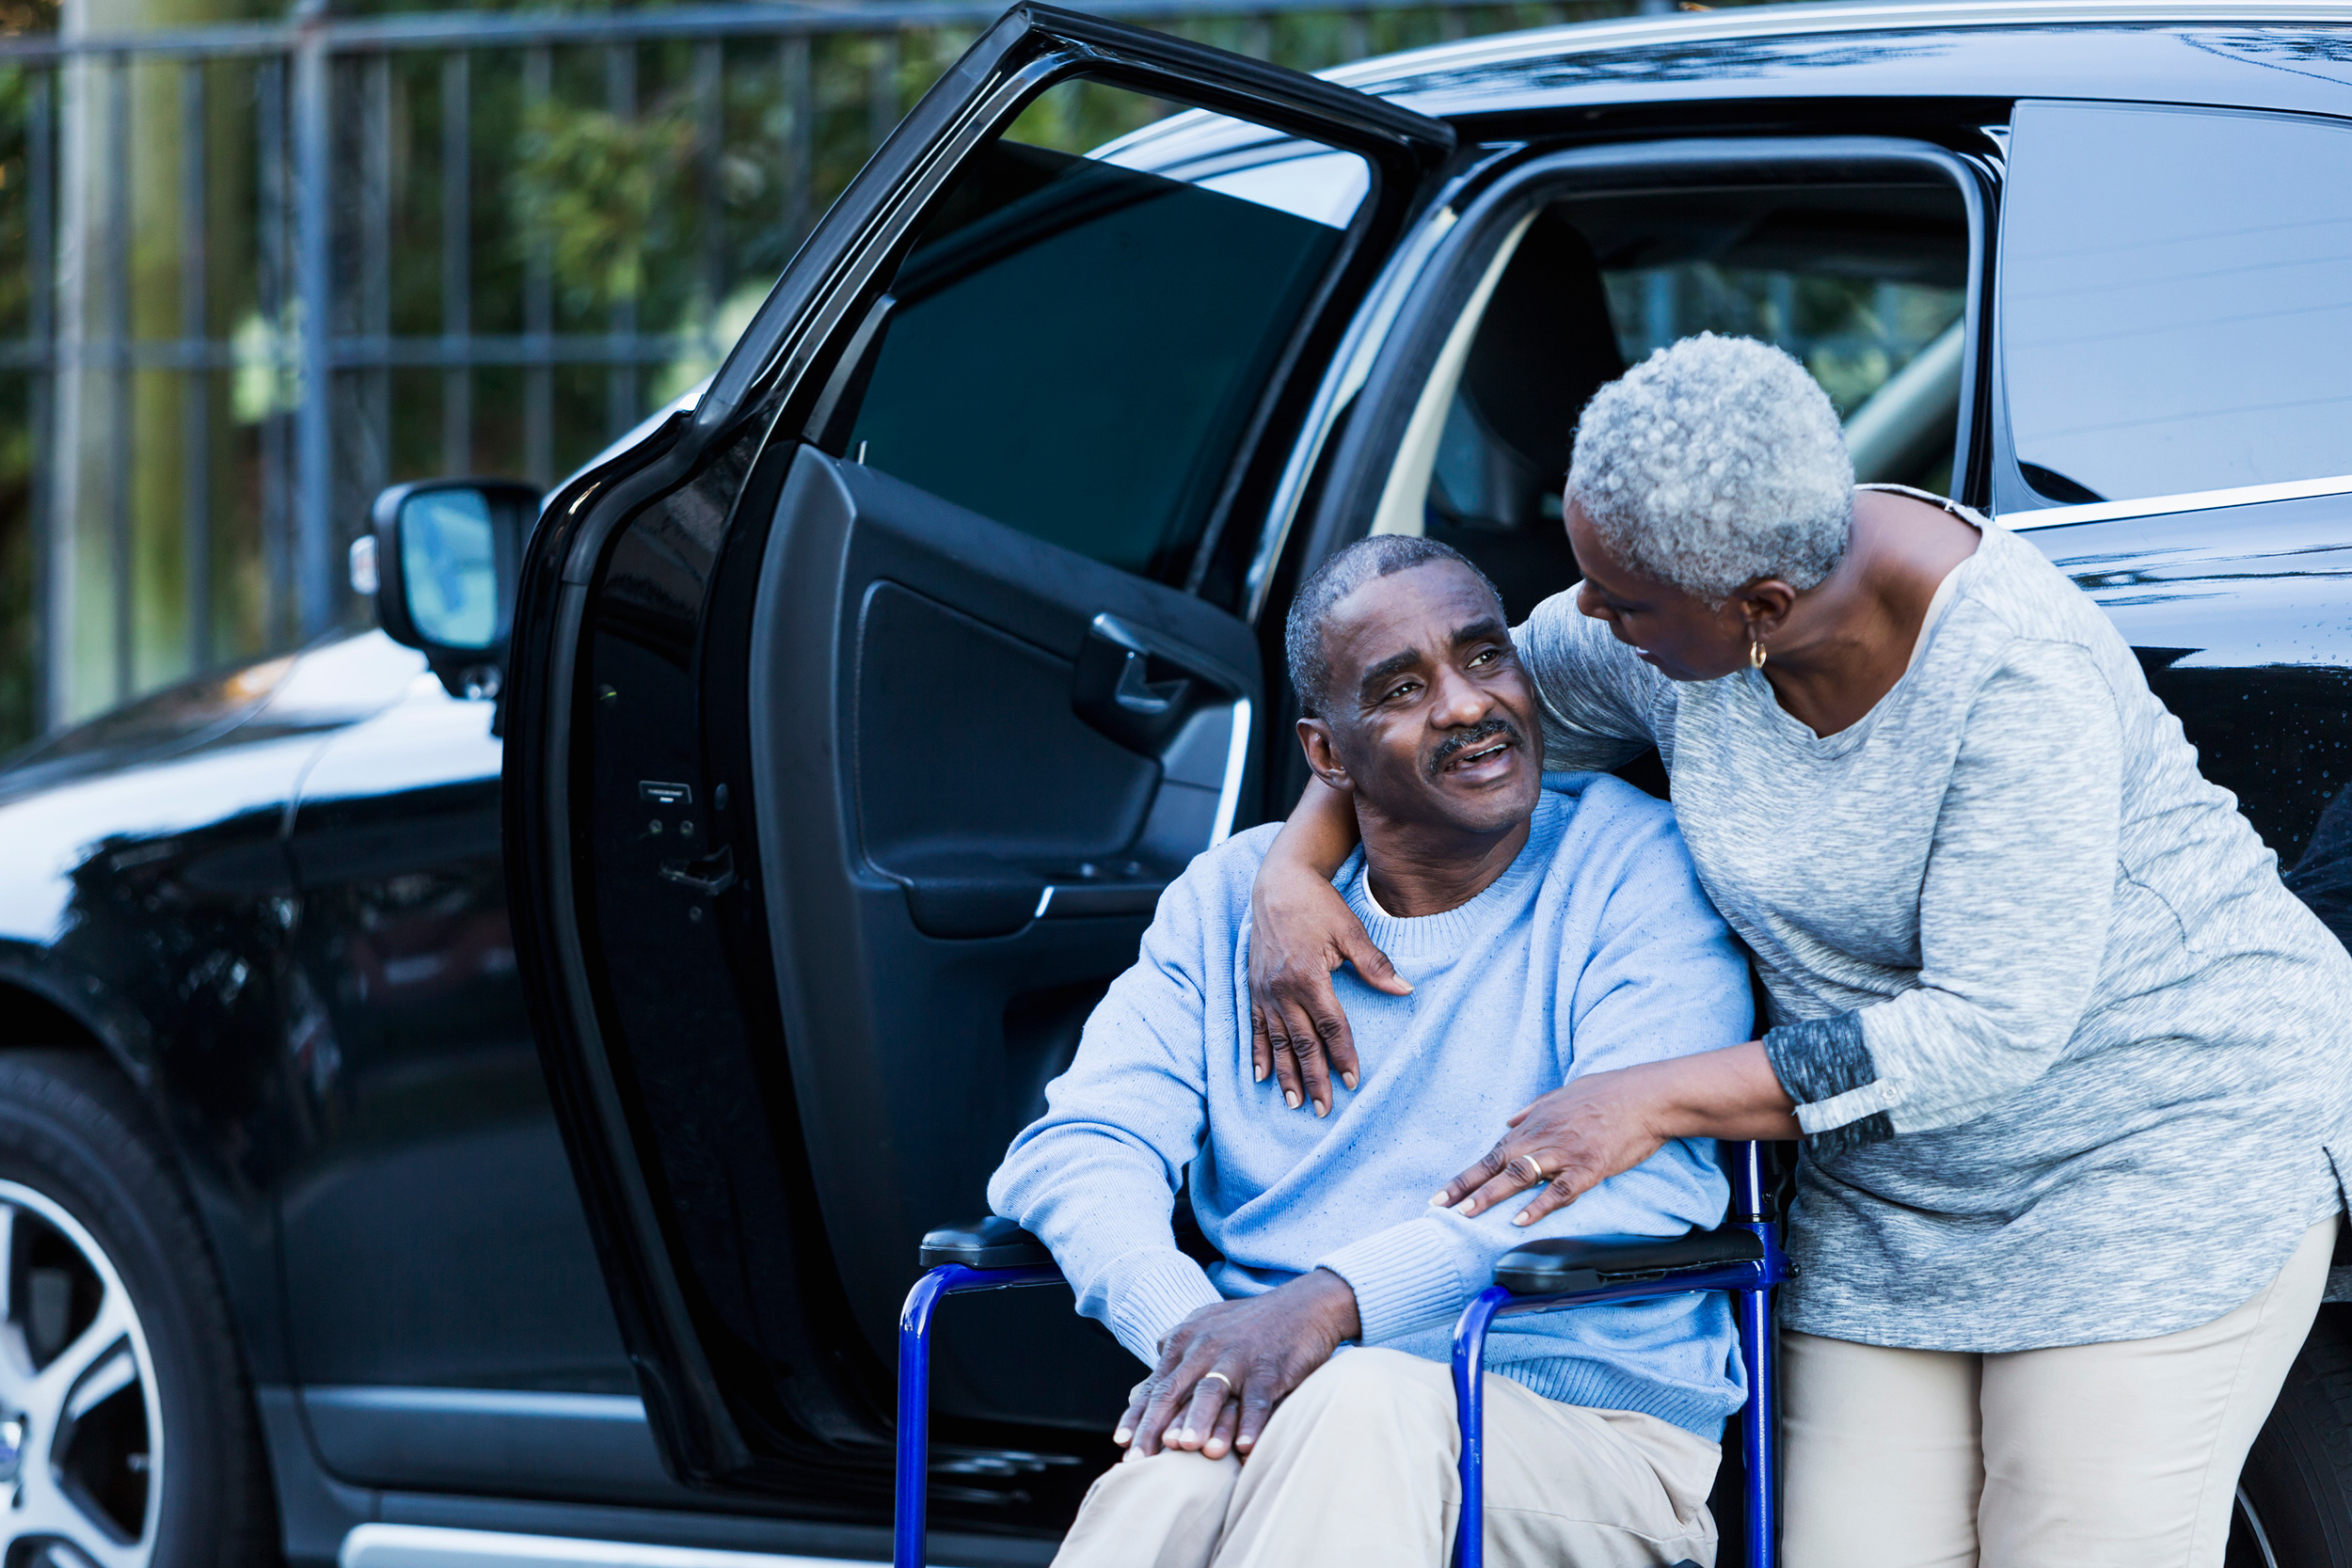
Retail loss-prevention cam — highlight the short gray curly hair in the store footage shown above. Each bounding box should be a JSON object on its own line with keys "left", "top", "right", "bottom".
{"left": 1566, "top": 333, "right": 1853, "bottom": 605}
{"left": 1285, "top": 534, "right": 1502, "bottom": 719}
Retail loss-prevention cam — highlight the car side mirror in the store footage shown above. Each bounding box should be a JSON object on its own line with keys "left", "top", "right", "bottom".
{"left": 351, "top": 479, "right": 541, "bottom": 701}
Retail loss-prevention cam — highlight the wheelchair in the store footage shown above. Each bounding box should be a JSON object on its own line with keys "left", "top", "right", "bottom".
{"left": 897, "top": 1142, "right": 1789, "bottom": 1568}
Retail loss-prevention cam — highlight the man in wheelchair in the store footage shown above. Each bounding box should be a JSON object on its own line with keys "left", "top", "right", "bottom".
{"left": 989, "top": 536, "right": 1753, "bottom": 1567}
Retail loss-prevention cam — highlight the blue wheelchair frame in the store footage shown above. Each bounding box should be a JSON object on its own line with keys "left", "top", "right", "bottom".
{"left": 1449, "top": 1141, "right": 1788, "bottom": 1568}
{"left": 895, "top": 1142, "right": 1788, "bottom": 1568}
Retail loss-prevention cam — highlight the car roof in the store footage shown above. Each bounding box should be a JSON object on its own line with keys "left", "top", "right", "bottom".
{"left": 1108, "top": 0, "right": 2352, "bottom": 168}
{"left": 1329, "top": 0, "right": 2352, "bottom": 106}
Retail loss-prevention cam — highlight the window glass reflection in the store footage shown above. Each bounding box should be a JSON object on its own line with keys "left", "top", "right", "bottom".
{"left": 399, "top": 490, "right": 500, "bottom": 649}
{"left": 2002, "top": 101, "right": 2352, "bottom": 505}
{"left": 840, "top": 81, "right": 1370, "bottom": 587}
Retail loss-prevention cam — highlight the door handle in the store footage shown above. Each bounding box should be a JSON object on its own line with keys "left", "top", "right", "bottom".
{"left": 1033, "top": 877, "right": 1166, "bottom": 918}
{"left": 1073, "top": 614, "right": 1229, "bottom": 754}
{"left": 1112, "top": 646, "right": 1188, "bottom": 716}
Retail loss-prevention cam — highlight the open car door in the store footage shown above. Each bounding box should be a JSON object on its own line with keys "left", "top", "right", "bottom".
{"left": 502, "top": 3, "right": 1454, "bottom": 1528}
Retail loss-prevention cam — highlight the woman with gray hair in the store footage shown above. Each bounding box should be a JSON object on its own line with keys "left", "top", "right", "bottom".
{"left": 1246, "top": 333, "right": 2352, "bottom": 1565}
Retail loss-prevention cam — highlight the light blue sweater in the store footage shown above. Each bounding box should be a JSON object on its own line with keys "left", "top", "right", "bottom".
{"left": 988, "top": 776, "right": 1752, "bottom": 1437}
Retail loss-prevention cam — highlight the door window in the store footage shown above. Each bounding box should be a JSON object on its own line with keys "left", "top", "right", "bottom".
{"left": 1371, "top": 180, "right": 1973, "bottom": 621}
{"left": 2000, "top": 102, "right": 2352, "bottom": 507}
{"left": 1597, "top": 206, "right": 1968, "bottom": 495}
{"left": 838, "top": 80, "right": 1373, "bottom": 587}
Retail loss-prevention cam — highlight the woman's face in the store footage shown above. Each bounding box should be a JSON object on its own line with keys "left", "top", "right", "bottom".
{"left": 1566, "top": 498, "right": 1756, "bottom": 683}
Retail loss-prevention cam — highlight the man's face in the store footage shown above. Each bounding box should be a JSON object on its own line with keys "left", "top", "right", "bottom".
{"left": 1304, "top": 561, "right": 1543, "bottom": 839}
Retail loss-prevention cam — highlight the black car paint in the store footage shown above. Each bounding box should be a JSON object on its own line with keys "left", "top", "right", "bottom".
{"left": 513, "top": 7, "right": 2352, "bottom": 1536}
{"left": 0, "top": 637, "right": 652, "bottom": 1452}
{"left": 2029, "top": 492, "right": 2352, "bottom": 944}
{"left": 505, "top": 1, "right": 1458, "bottom": 1512}
{"left": 0, "top": 637, "right": 420, "bottom": 1394}
{"left": 0, "top": 8, "right": 2341, "bottom": 1561}
{"left": 0, "top": 633, "right": 878, "bottom": 1557}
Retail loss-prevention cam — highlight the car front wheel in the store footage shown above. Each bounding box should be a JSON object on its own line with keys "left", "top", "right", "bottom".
{"left": 0, "top": 1050, "right": 273, "bottom": 1568}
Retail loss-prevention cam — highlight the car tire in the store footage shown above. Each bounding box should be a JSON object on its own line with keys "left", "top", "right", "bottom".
{"left": 2232, "top": 1309, "right": 2352, "bottom": 1567}
{"left": 0, "top": 1048, "right": 276, "bottom": 1568}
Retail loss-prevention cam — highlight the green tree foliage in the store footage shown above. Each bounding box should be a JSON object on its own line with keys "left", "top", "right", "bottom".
{"left": 0, "top": 64, "right": 39, "bottom": 748}
{"left": 6, "top": 0, "right": 1783, "bottom": 750}
{"left": 513, "top": 96, "right": 691, "bottom": 315}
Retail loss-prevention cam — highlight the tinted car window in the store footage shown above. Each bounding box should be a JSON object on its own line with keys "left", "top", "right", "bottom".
{"left": 844, "top": 83, "right": 1368, "bottom": 587}
{"left": 2001, "top": 101, "right": 2352, "bottom": 506}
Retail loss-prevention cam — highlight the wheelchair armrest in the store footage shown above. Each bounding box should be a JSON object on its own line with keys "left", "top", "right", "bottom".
{"left": 1494, "top": 1227, "right": 1764, "bottom": 1297}
{"left": 921, "top": 1199, "right": 1216, "bottom": 1274}
{"left": 1170, "top": 1195, "right": 1219, "bottom": 1266}
{"left": 920, "top": 1216, "right": 1052, "bottom": 1272}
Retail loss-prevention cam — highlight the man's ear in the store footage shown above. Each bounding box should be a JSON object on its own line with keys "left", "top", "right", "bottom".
{"left": 1296, "top": 717, "right": 1354, "bottom": 794}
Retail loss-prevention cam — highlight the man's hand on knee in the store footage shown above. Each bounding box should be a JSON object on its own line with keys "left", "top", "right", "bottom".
{"left": 1115, "top": 1269, "right": 1362, "bottom": 1464}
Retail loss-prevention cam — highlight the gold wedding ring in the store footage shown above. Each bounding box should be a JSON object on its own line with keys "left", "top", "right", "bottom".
{"left": 1197, "top": 1371, "right": 1232, "bottom": 1395}
{"left": 1510, "top": 1154, "right": 1548, "bottom": 1186}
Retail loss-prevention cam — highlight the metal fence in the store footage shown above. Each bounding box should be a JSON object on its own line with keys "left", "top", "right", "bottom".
{"left": 0, "top": 0, "right": 1666, "bottom": 742}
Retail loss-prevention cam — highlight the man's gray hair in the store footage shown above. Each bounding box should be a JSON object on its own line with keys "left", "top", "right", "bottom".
{"left": 1285, "top": 535, "right": 1503, "bottom": 719}
{"left": 1566, "top": 333, "right": 1853, "bottom": 606}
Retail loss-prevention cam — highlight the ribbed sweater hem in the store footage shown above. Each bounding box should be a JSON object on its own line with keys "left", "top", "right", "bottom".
{"left": 1317, "top": 1220, "right": 1468, "bottom": 1345}
{"left": 1105, "top": 1248, "right": 1223, "bottom": 1365}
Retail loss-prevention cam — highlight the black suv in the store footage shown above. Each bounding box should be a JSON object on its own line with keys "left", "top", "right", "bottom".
{"left": 2, "top": 5, "right": 2349, "bottom": 1567}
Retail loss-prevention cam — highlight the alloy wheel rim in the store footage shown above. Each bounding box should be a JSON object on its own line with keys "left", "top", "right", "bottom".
{"left": 2229, "top": 1485, "right": 2280, "bottom": 1568}
{"left": 0, "top": 1180, "right": 161, "bottom": 1568}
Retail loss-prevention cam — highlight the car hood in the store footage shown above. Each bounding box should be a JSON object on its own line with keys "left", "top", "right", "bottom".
{"left": 0, "top": 632, "right": 434, "bottom": 948}
{"left": 0, "top": 631, "right": 432, "bottom": 810}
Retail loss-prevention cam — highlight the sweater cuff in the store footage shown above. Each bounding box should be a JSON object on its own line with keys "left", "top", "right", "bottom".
{"left": 1104, "top": 1248, "right": 1223, "bottom": 1367}
{"left": 1316, "top": 1218, "right": 1470, "bottom": 1344}
{"left": 1763, "top": 1011, "right": 1897, "bottom": 1159}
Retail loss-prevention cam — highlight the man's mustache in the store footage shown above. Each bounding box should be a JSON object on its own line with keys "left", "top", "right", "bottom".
{"left": 1426, "top": 717, "right": 1522, "bottom": 780}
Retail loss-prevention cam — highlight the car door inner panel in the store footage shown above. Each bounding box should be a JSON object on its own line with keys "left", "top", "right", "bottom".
{"left": 750, "top": 449, "right": 1261, "bottom": 1436}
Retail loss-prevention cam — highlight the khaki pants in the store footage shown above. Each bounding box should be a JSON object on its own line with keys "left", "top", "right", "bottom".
{"left": 1051, "top": 1346, "right": 1722, "bottom": 1568}
{"left": 1782, "top": 1215, "right": 2337, "bottom": 1568}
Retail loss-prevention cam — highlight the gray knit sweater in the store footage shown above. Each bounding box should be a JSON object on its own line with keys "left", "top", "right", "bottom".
{"left": 1516, "top": 494, "right": 2352, "bottom": 1352}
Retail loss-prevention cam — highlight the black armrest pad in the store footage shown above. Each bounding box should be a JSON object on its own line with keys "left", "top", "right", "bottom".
{"left": 924, "top": 1200, "right": 1218, "bottom": 1273}
{"left": 920, "top": 1216, "right": 1052, "bottom": 1272}
{"left": 1171, "top": 1195, "right": 1219, "bottom": 1266}
{"left": 1495, "top": 1227, "right": 1763, "bottom": 1297}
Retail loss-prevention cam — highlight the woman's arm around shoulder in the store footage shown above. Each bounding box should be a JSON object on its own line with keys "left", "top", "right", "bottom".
{"left": 1241, "top": 595, "right": 1672, "bottom": 1116}
{"left": 1244, "top": 775, "right": 1407, "bottom": 1117}
{"left": 1430, "top": 783, "right": 1799, "bottom": 1226}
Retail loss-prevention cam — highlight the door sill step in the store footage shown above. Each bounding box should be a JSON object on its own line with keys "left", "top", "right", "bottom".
{"left": 342, "top": 1523, "right": 965, "bottom": 1568}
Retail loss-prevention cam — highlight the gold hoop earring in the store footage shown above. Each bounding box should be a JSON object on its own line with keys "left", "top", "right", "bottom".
{"left": 1749, "top": 639, "right": 1768, "bottom": 670}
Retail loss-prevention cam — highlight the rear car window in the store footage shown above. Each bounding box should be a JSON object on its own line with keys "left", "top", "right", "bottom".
{"left": 2000, "top": 101, "right": 2352, "bottom": 507}
{"left": 841, "top": 81, "right": 1371, "bottom": 587}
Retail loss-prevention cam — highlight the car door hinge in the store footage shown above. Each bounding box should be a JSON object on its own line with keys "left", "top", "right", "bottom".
{"left": 659, "top": 844, "right": 737, "bottom": 896}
